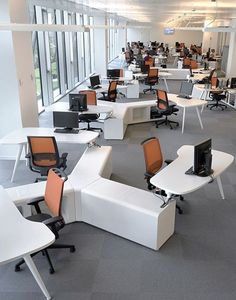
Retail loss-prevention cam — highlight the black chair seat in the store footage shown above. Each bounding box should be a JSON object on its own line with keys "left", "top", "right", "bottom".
{"left": 27, "top": 213, "right": 51, "bottom": 222}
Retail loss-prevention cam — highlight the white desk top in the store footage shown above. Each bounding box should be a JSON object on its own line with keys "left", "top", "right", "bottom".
{"left": 0, "top": 127, "right": 99, "bottom": 145}
{"left": 150, "top": 145, "right": 234, "bottom": 196}
{"left": 168, "top": 93, "right": 207, "bottom": 108}
{"left": 45, "top": 101, "right": 113, "bottom": 114}
{"left": 0, "top": 186, "right": 55, "bottom": 265}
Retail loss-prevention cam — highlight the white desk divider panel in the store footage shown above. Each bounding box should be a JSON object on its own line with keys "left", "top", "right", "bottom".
{"left": 6, "top": 145, "right": 176, "bottom": 251}
{"left": 81, "top": 178, "right": 176, "bottom": 250}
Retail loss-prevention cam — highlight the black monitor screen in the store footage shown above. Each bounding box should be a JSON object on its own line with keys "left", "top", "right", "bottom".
{"left": 139, "top": 42, "right": 143, "bottom": 47}
{"left": 141, "top": 64, "right": 149, "bottom": 74}
{"left": 231, "top": 77, "right": 236, "bottom": 89}
{"left": 69, "top": 94, "right": 87, "bottom": 112}
{"left": 53, "top": 111, "right": 79, "bottom": 133}
{"left": 179, "top": 81, "right": 193, "bottom": 97}
{"left": 194, "top": 139, "right": 213, "bottom": 176}
{"left": 90, "top": 75, "right": 100, "bottom": 87}
{"left": 107, "top": 69, "right": 121, "bottom": 78}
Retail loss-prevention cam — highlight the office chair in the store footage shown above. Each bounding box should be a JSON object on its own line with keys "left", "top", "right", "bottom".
{"left": 198, "top": 68, "right": 216, "bottom": 84}
{"left": 15, "top": 168, "right": 75, "bottom": 274}
{"left": 143, "top": 68, "right": 159, "bottom": 94}
{"left": 78, "top": 90, "right": 103, "bottom": 132}
{"left": 154, "top": 89, "right": 179, "bottom": 129}
{"left": 183, "top": 58, "right": 191, "bottom": 68}
{"left": 98, "top": 80, "right": 118, "bottom": 102}
{"left": 141, "top": 137, "right": 183, "bottom": 214}
{"left": 26, "top": 136, "right": 68, "bottom": 182}
{"left": 207, "top": 77, "right": 227, "bottom": 110}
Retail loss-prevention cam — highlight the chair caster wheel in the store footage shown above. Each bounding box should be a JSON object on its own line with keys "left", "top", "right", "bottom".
{"left": 49, "top": 268, "right": 55, "bottom": 274}
{"left": 15, "top": 266, "right": 21, "bottom": 272}
{"left": 70, "top": 246, "right": 76, "bottom": 253}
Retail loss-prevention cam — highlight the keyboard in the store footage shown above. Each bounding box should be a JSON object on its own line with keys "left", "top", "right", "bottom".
{"left": 177, "top": 95, "right": 192, "bottom": 99}
{"left": 54, "top": 128, "right": 79, "bottom": 134}
{"left": 89, "top": 85, "right": 101, "bottom": 90}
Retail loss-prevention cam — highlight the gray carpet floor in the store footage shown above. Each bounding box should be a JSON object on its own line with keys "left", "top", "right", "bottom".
{"left": 1, "top": 79, "right": 236, "bottom": 300}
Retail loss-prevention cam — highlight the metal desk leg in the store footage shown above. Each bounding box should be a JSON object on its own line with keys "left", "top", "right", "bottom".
{"left": 217, "top": 176, "right": 225, "bottom": 200}
{"left": 11, "top": 144, "right": 24, "bottom": 182}
{"left": 24, "top": 254, "right": 51, "bottom": 300}
{"left": 196, "top": 107, "right": 203, "bottom": 129}
{"left": 182, "top": 107, "right": 186, "bottom": 134}
{"left": 163, "top": 78, "right": 169, "bottom": 92}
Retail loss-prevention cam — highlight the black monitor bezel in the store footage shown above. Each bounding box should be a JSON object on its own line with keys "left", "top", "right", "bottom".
{"left": 69, "top": 94, "right": 87, "bottom": 112}
{"left": 193, "top": 138, "right": 212, "bottom": 176}
{"left": 107, "top": 69, "right": 121, "bottom": 79}
{"left": 90, "top": 75, "right": 100, "bottom": 87}
{"left": 180, "top": 81, "right": 193, "bottom": 96}
{"left": 53, "top": 111, "right": 79, "bottom": 130}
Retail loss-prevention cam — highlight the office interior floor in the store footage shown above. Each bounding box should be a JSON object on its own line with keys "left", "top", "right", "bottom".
{"left": 1, "top": 79, "right": 236, "bottom": 300}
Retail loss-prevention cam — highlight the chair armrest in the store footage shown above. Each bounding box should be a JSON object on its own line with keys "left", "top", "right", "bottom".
{"left": 144, "top": 172, "right": 153, "bottom": 179}
{"left": 43, "top": 216, "right": 63, "bottom": 227}
{"left": 27, "top": 197, "right": 44, "bottom": 214}
{"left": 164, "top": 159, "right": 173, "bottom": 165}
{"left": 61, "top": 152, "right": 68, "bottom": 159}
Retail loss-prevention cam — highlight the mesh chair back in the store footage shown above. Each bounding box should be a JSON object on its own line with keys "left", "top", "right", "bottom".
{"left": 211, "top": 76, "right": 218, "bottom": 88}
{"left": 79, "top": 90, "right": 97, "bottom": 105}
{"left": 149, "top": 68, "right": 158, "bottom": 78}
{"left": 44, "top": 169, "right": 64, "bottom": 217}
{"left": 27, "top": 136, "right": 58, "bottom": 167}
{"left": 108, "top": 81, "right": 118, "bottom": 101}
{"left": 156, "top": 89, "right": 169, "bottom": 110}
{"left": 145, "top": 58, "right": 154, "bottom": 67}
{"left": 190, "top": 60, "right": 198, "bottom": 69}
{"left": 183, "top": 58, "right": 191, "bottom": 66}
{"left": 142, "top": 138, "right": 163, "bottom": 176}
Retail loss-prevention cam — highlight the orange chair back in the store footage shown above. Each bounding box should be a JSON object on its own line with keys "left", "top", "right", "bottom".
{"left": 79, "top": 90, "right": 97, "bottom": 105}
{"left": 28, "top": 136, "right": 58, "bottom": 167}
{"left": 183, "top": 58, "right": 191, "bottom": 66}
{"left": 149, "top": 68, "right": 158, "bottom": 78}
{"left": 142, "top": 138, "right": 163, "bottom": 176}
{"left": 190, "top": 60, "right": 198, "bottom": 69}
{"left": 44, "top": 169, "right": 64, "bottom": 217}
{"left": 211, "top": 77, "right": 218, "bottom": 88}
{"left": 145, "top": 58, "right": 154, "bottom": 67}
{"left": 156, "top": 89, "right": 169, "bottom": 110}
{"left": 108, "top": 81, "right": 118, "bottom": 102}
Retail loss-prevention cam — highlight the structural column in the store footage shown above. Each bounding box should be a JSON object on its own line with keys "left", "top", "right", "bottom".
{"left": 0, "top": 0, "right": 38, "bottom": 159}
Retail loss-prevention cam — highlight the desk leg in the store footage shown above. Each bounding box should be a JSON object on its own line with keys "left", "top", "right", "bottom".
{"left": 24, "top": 254, "right": 51, "bottom": 300}
{"left": 196, "top": 107, "right": 203, "bottom": 129}
{"left": 182, "top": 107, "right": 186, "bottom": 134}
{"left": 11, "top": 144, "right": 24, "bottom": 182}
{"left": 217, "top": 176, "right": 225, "bottom": 200}
{"left": 163, "top": 78, "right": 169, "bottom": 92}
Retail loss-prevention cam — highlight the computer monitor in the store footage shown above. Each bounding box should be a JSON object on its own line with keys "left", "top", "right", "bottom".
{"left": 53, "top": 111, "right": 79, "bottom": 134}
{"left": 179, "top": 82, "right": 193, "bottom": 98}
{"left": 107, "top": 69, "right": 120, "bottom": 79}
{"left": 231, "top": 77, "right": 236, "bottom": 89}
{"left": 139, "top": 42, "right": 143, "bottom": 47}
{"left": 90, "top": 75, "right": 100, "bottom": 88}
{"left": 186, "top": 139, "right": 213, "bottom": 177}
{"left": 141, "top": 64, "right": 149, "bottom": 74}
{"left": 69, "top": 94, "right": 87, "bottom": 112}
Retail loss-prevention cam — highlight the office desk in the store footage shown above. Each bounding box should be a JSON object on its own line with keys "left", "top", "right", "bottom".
{"left": 150, "top": 145, "right": 234, "bottom": 205}
{"left": 168, "top": 93, "right": 206, "bottom": 133}
{"left": 0, "top": 128, "right": 99, "bottom": 182}
{"left": 0, "top": 186, "right": 54, "bottom": 299}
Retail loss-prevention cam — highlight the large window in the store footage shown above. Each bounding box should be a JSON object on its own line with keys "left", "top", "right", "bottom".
{"left": 33, "top": 5, "right": 95, "bottom": 110}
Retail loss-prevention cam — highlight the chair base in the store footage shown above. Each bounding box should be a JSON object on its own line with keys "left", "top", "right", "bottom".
{"left": 155, "top": 117, "right": 179, "bottom": 129}
{"left": 15, "top": 244, "right": 75, "bottom": 274}
{"left": 80, "top": 122, "right": 103, "bottom": 132}
{"left": 207, "top": 102, "right": 227, "bottom": 111}
{"left": 143, "top": 87, "right": 157, "bottom": 94}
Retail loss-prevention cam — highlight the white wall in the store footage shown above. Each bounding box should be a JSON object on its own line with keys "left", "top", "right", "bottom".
{"left": 150, "top": 26, "right": 203, "bottom": 48}
{"left": 127, "top": 28, "right": 150, "bottom": 44}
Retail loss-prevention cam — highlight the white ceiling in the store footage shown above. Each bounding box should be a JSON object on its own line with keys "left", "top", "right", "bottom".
{"left": 72, "top": 0, "right": 236, "bottom": 26}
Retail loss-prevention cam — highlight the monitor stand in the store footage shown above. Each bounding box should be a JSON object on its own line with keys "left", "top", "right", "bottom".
{"left": 54, "top": 128, "right": 79, "bottom": 134}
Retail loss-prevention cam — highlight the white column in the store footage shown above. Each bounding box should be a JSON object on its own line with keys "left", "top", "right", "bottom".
{"left": 93, "top": 16, "right": 107, "bottom": 76}
{"left": 0, "top": 0, "right": 39, "bottom": 159}
{"left": 226, "top": 20, "right": 236, "bottom": 78}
